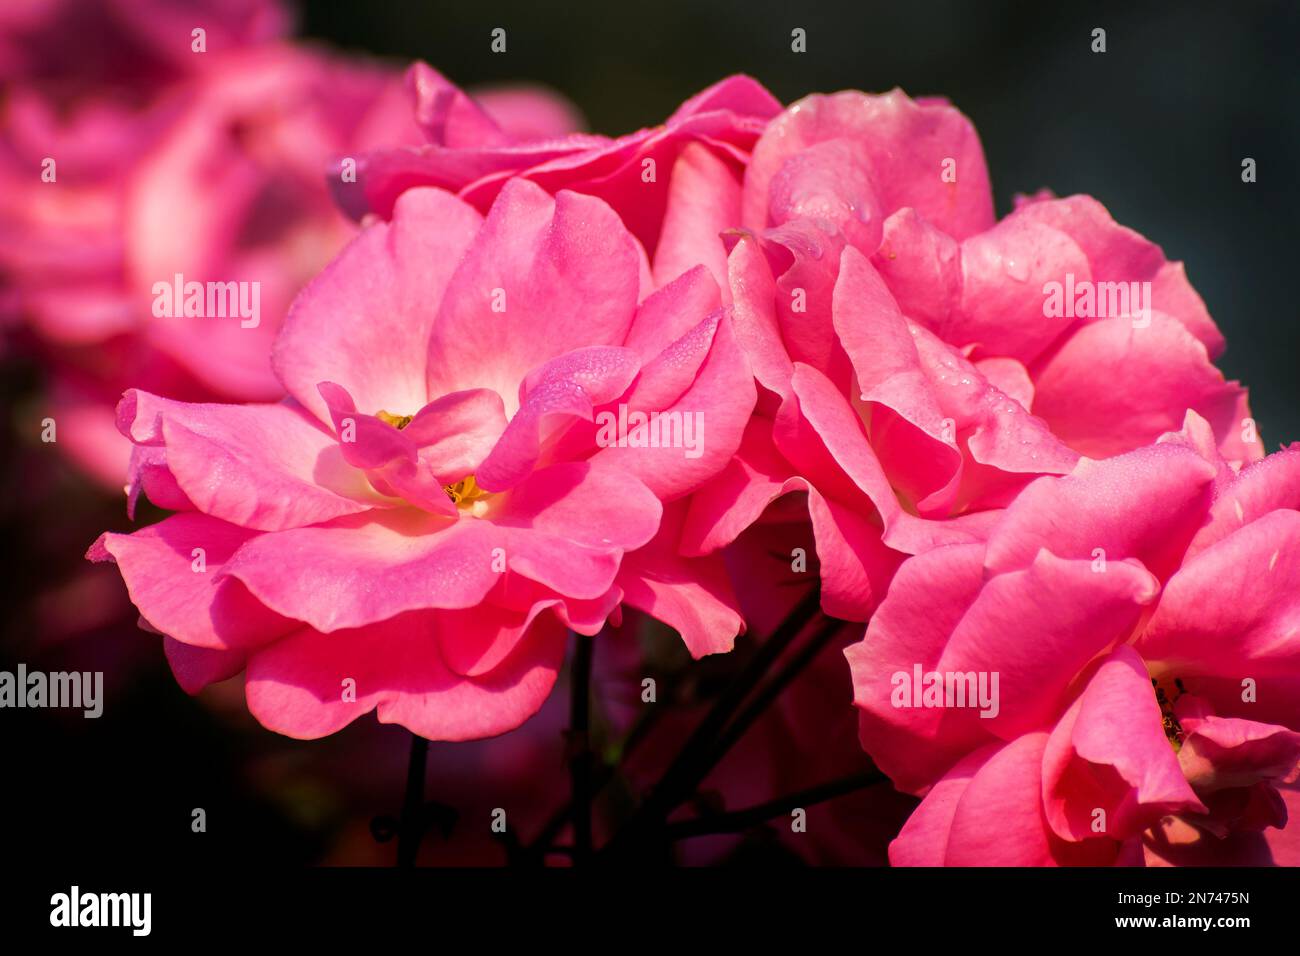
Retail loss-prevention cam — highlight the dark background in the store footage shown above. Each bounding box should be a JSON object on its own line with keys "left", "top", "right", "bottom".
{"left": 3, "top": 0, "right": 1297, "bottom": 870}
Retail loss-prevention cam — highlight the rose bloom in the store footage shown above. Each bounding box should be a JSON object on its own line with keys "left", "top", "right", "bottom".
{"left": 847, "top": 414, "right": 1300, "bottom": 865}
{"left": 91, "top": 177, "right": 752, "bottom": 740}
{"left": 1, "top": 0, "right": 293, "bottom": 481}
{"left": 338, "top": 67, "right": 781, "bottom": 295}
{"left": 679, "top": 88, "right": 1258, "bottom": 622}
{"left": 1, "top": 5, "right": 581, "bottom": 487}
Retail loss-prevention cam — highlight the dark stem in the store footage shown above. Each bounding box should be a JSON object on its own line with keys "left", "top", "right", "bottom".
{"left": 695, "top": 615, "right": 845, "bottom": 779}
{"left": 569, "top": 631, "right": 594, "bottom": 864}
{"left": 601, "top": 587, "right": 826, "bottom": 857}
{"left": 396, "top": 732, "right": 429, "bottom": 867}
{"left": 663, "top": 769, "right": 888, "bottom": 840}
{"left": 646, "top": 588, "right": 822, "bottom": 807}
{"left": 523, "top": 685, "right": 666, "bottom": 861}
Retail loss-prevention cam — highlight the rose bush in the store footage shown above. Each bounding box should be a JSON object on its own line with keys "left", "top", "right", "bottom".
{"left": 63, "top": 46, "right": 1296, "bottom": 865}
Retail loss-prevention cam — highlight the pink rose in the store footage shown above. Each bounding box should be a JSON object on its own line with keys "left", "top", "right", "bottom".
{"left": 683, "top": 88, "right": 1257, "bottom": 621}
{"left": 6, "top": 10, "right": 594, "bottom": 489}
{"left": 1, "top": 39, "right": 429, "bottom": 485}
{"left": 117, "top": 47, "right": 427, "bottom": 399}
{"left": 847, "top": 414, "right": 1300, "bottom": 865}
{"left": 337, "top": 66, "right": 781, "bottom": 290}
{"left": 90, "top": 178, "right": 752, "bottom": 740}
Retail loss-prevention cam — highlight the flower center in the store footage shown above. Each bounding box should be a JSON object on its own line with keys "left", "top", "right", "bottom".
{"left": 444, "top": 474, "right": 491, "bottom": 514}
{"left": 1151, "top": 675, "right": 1187, "bottom": 751}
{"left": 376, "top": 410, "right": 413, "bottom": 430}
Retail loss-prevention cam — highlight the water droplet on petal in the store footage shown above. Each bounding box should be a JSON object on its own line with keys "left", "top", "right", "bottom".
{"left": 1004, "top": 257, "right": 1029, "bottom": 281}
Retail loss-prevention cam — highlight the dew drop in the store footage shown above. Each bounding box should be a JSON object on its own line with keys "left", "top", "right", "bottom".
{"left": 1004, "top": 257, "right": 1029, "bottom": 282}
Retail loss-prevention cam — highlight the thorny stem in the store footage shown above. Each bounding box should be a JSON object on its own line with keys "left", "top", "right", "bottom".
{"left": 695, "top": 615, "right": 846, "bottom": 781}
{"left": 523, "top": 686, "right": 667, "bottom": 861}
{"left": 662, "top": 770, "right": 888, "bottom": 841}
{"left": 600, "top": 588, "right": 828, "bottom": 858}
{"left": 394, "top": 587, "right": 862, "bottom": 864}
{"left": 569, "top": 631, "right": 595, "bottom": 864}
{"left": 396, "top": 732, "right": 429, "bottom": 867}
{"left": 643, "top": 588, "right": 823, "bottom": 808}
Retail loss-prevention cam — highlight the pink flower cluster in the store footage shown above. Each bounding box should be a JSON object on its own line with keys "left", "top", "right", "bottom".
{"left": 6, "top": 2, "right": 1289, "bottom": 865}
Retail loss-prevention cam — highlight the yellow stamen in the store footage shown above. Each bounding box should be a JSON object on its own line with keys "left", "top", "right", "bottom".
{"left": 376, "top": 410, "right": 413, "bottom": 430}
{"left": 444, "top": 474, "right": 491, "bottom": 512}
{"left": 1151, "top": 675, "right": 1186, "bottom": 752}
